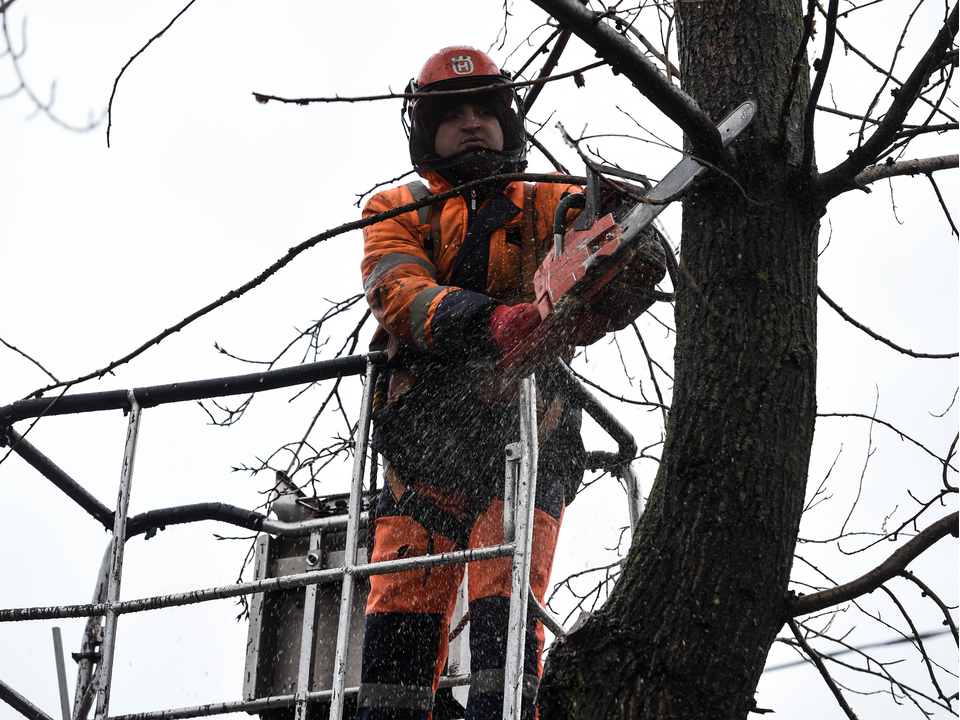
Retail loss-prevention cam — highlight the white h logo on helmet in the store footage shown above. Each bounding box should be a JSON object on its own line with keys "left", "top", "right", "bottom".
{"left": 450, "top": 55, "right": 474, "bottom": 75}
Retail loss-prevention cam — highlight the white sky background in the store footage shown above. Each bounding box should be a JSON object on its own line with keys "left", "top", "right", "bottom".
{"left": 0, "top": 1, "right": 956, "bottom": 719}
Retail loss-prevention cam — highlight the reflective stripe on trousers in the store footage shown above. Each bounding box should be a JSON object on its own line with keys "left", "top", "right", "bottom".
{"left": 357, "top": 483, "right": 563, "bottom": 720}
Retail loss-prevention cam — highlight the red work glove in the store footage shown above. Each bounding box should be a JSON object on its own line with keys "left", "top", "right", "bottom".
{"left": 489, "top": 303, "right": 542, "bottom": 353}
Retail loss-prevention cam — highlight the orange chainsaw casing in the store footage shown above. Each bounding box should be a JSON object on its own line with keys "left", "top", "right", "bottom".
{"left": 498, "top": 212, "right": 666, "bottom": 377}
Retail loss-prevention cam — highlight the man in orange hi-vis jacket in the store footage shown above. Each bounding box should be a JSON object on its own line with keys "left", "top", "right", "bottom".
{"left": 357, "top": 46, "right": 586, "bottom": 720}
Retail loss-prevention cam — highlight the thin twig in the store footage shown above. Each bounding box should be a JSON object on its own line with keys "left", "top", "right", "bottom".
{"left": 252, "top": 61, "right": 606, "bottom": 107}
{"left": 106, "top": 0, "right": 199, "bottom": 147}
{"left": 788, "top": 619, "right": 860, "bottom": 720}
{"left": 818, "top": 286, "right": 958, "bottom": 359}
{"left": 0, "top": 336, "right": 58, "bottom": 382}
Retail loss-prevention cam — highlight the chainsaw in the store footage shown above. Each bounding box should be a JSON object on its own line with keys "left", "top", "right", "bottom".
{"left": 498, "top": 100, "right": 757, "bottom": 377}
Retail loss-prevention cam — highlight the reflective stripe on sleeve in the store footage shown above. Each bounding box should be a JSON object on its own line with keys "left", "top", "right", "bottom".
{"left": 357, "top": 682, "right": 435, "bottom": 711}
{"left": 363, "top": 252, "right": 439, "bottom": 294}
{"left": 409, "top": 285, "right": 447, "bottom": 352}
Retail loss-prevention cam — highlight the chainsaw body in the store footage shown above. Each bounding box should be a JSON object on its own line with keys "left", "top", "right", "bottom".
{"left": 499, "top": 211, "right": 665, "bottom": 376}
{"left": 498, "top": 100, "right": 758, "bottom": 377}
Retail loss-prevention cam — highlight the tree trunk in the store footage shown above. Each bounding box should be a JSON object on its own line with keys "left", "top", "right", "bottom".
{"left": 539, "top": 1, "right": 824, "bottom": 717}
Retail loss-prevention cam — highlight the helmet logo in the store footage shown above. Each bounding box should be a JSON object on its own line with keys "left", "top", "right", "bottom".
{"left": 450, "top": 55, "right": 475, "bottom": 75}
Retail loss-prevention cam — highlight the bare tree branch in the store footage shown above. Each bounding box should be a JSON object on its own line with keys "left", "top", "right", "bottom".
{"left": 819, "top": 4, "right": 959, "bottom": 197}
{"left": 899, "top": 570, "right": 960, "bottom": 644}
{"left": 818, "top": 286, "right": 959, "bottom": 359}
{"left": 787, "top": 619, "right": 860, "bottom": 720}
{"left": 252, "top": 62, "right": 605, "bottom": 107}
{"left": 801, "top": 0, "right": 839, "bottom": 175}
{"left": 527, "top": 0, "right": 723, "bottom": 162}
{"left": 928, "top": 171, "right": 960, "bottom": 237}
{"left": 0, "top": 336, "right": 58, "bottom": 382}
{"left": 522, "top": 26, "right": 574, "bottom": 113}
{"left": 621, "top": 18, "right": 680, "bottom": 80}
{"left": 853, "top": 153, "right": 959, "bottom": 187}
{"left": 106, "top": 0, "right": 199, "bottom": 147}
{"left": 817, "top": 412, "right": 956, "bottom": 469}
{"left": 0, "top": 9, "right": 104, "bottom": 131}
{"left": 792, "top": 512, "right": 959, "bottom": 616}
{"left": 22, "top": 172, "right": 585, "bottom": 400}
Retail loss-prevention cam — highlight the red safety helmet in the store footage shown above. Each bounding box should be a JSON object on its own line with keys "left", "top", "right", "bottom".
{"left": 404, "top": 46, "right": 527, "bottom": 175}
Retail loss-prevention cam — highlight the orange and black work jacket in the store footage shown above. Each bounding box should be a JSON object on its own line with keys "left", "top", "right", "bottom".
{"left": 360, "top": 170, "right": 586, "bottom": 519}
{"left": 362, "top": 171, "right": 578, "bottom": 356}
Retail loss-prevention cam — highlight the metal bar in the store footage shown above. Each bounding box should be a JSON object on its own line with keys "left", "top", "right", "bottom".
{"left": 294, "top": 531, "right": 323, "bottom": 720}
{"left": 261, "top": 511, "right": 365, "bottom": 537}
{"left": 549, "top": 360, "right": 637, "bottom": 464}
{"left": 2, "top": 426, "right": 115, "bottom": 530}
{"left": 329, "top": 361, "right": 378, "bottom": 719}
{"left": 74, "top": 541, "right": 113, "bottom": 720}
{"left": 0, "top": 676, "right": 56, "bottom": 720}
{"left": 107, "top": 690, "right": 325, "bottom": 720}
{"left": 503, "top": 442, "right": 520, "bottom": 543}
{"left": 0, "top": 543, "right": 516, "bottom": 623}
{"left": 95, "top": 392, "right": 143, "bottom": 720}
{"left": 504, "top": 374, "right": 539, "bottom": 720}
{"left": 1, "top": 353, "right": 386, "bottom": 424}
{"left": 109, "top": 674, "right": 473, "bottom": 720}
{"left": 528, "top": 594, "right": 566, "bottom": 640}
{"left": 52, "top": 627, "right": 71, "bottom": 720}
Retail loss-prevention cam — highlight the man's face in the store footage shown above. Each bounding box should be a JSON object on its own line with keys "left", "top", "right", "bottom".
{"left": 433, "top": 101, "right": 505, "bottom": 158}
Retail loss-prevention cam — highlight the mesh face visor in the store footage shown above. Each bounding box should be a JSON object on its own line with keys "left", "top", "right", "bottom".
{"left": 405, "top": 78, "right": 527, "bottom": 174}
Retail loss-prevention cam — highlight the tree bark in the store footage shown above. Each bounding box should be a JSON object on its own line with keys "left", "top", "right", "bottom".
{"left": 539, "top": 1, "right": 823, "bottom": 717}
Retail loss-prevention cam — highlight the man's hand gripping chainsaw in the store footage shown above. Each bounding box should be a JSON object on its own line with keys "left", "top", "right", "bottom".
{"left": 499, "top": 100, "right": 757, "bottom": 377}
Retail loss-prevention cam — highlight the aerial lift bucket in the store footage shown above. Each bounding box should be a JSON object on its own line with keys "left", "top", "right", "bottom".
{"left": 242, "top": 493, "right": 371, "bottom": 717}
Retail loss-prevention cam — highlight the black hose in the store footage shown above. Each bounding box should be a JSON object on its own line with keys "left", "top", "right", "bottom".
{"left": 126, "top": 502, "right": 267, "bottom": 539}
{"left": 1, "top": 351, "right": 388, "bottom": 424}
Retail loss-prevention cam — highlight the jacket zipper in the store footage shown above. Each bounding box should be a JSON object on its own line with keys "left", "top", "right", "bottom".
{"left": 465, "top": 189, "right": 478, "bottom": 234}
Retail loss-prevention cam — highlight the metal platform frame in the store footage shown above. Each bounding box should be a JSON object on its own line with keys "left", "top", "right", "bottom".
{"left": 0, "top": 353, "right": 643, "bottom": 720}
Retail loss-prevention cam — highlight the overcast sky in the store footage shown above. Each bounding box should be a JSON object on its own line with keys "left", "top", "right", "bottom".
{"left": 1, "top": 2, "right": 956, "bottom": 719}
